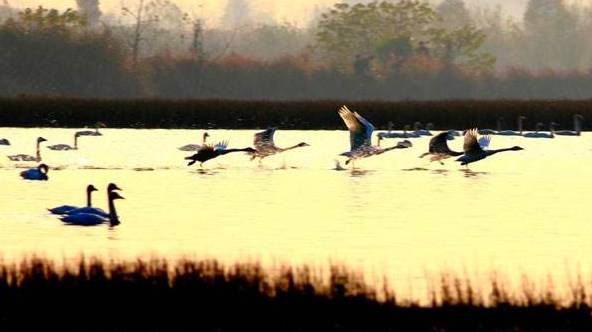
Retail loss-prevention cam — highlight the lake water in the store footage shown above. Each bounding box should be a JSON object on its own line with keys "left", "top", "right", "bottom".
{"left": 1, "top": 128, "right": 591, "bottom": 300}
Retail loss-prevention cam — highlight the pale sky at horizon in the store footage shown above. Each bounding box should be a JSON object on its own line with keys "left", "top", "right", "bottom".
{"left": 5, "top": 1, "right": 591, "bottom": 27}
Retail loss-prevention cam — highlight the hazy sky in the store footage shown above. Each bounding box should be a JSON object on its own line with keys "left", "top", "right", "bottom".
{"left": 6, "top": 1, "right": 589, "bottom": 26}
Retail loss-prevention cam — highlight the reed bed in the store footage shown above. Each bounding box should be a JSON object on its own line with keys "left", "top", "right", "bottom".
{"left": 0, "top": 256, "right": 591, "bottom": 331}
{"left": 0, "top": 97, "right": 590, "bottom": 131}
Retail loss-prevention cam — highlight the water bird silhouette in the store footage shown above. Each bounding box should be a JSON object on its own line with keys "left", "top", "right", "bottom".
{"left": 76, "top": 122, "right": 106, "bottom": 136}
{"left": 179, "top": 132, "right": 210, "bottom": 151}
{"left": 497, "top": 116, "right": 526, "bottom": 136}
{"left": 47, "top": 132, "right": 83, "bottom": 151}
{"left": 0, "top": 138, "right": 9, "bottom": 145}
{"left": 185, "top": 141, "right": 255, "bottom": 167}
{"left": 555, "top": 115, "right": 584, "bottom": 136}
{"left": 64, "top": 183, "right": 122, "bottom": 217}
{"left": 456, "top": 129, "right": 523, "bottom": 166}
{"left": 48, "top": 185, "right": 98, "bottom": 215}
{"left": 523, "top": 122, "right": 556, "bottom": 138}
{"left": 60, "top": 191, "right": 124, "bottom": 227}
{"left": 419, "top": 131, "right": 463, "bottom": 164}
{"left": 338, "top": 106, "right": 411, "bottom": 165}
{"left": 8, "top": 137, "right": 47, "bottom": 162}
{"left": 248, "top": 128, "right": 309, "bottom": 162}
{"left": 20, "top": 163, "right": 49, "bottom": 180}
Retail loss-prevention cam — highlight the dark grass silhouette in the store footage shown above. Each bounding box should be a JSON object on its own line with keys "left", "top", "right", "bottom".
{"left": 0, "top": 97, "right": 591, "bottom": 131}
{"left": 0, "top": 257, "right": 591, "bottom": 331}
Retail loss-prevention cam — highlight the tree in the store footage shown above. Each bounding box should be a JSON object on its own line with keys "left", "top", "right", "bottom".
{"left": 436, "top": 0, "right": 471, "bottom": 29}
{"left": 221, "top": 0, "right": 251, "bottom": 29}
{"left": 523, "top": 0, "right": 579, "bottom": 69}
{"left": 76, "top": 0, "right": 101, "bottom": 27}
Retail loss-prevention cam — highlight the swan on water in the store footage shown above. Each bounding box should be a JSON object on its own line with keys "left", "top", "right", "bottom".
{"left": 523, "top": 122, "right": 555, "bottom": 138}
{"left": 48, "top": 184, "right": 99, "bottom": 215}
{"left": 20, "top": 163, "right": 49, "bottom": 181}
{"left": 64, "top": 183, "right": 122, "bottom": 217}
{"left": 497, "top": 116, "right": 526, "bottom": 136}
{"left": 0, "top": 138, "right": 9, "bottom": 145}
{"left": 456, "top": 129, "right": 523, "bottom": 166}
{"left": 185, "top": 141, "right": 255, "bottom": 167}
{"left": 338, "top": 105, "right": 412, "bottom": 165}
{"left": 555, "top": 115, "right": 584, "bottom": 136}
{"left": 60, "top": 191, "right": 124, "bottom": 227}
{"left": 76, "top": 122, "right": 106, "bottom": 136}
{"left": 179, "top": 132, "right": 210, "bottom": 151}
{"left": 8, "top": 137, "right": 47, "bottom": 162}
{"left": 47, "top": 132, "right": 83, "bottom": 151}
{"left": 248, "top": 128, "right": 309, "bottom": 162}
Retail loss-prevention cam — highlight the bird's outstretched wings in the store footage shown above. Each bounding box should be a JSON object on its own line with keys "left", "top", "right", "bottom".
{"left": 214, "top": 141, "right": 228, "bottom": 151}
{"left": 463, "top": 129, "right": 486, "bottom": 155}
{"left": 478, "top": 135, "right": 491, "bottom": 150}
{"left": 254, "top": 128, "right": 276, "bottom": 148}
{"left": 428, "top": 131, "right": 453, "bottom": 154}
{"left": 338, "top": 105, "right": 374, "bottom": 151}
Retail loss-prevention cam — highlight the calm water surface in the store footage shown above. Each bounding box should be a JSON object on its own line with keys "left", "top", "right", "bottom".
{"left": 1, "top": 128, "right": 591, "bottom": 298}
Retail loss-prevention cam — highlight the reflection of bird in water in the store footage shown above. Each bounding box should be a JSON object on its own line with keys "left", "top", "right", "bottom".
{"left": 179, "top": 132, "right": 210, "bottom": 151}
{"left": 47, "top": 132, "right": 83, "bottom": 151}
{"left": 185, "top": 141, "right": 255, "bottom": 167}
{"left": 555, "top": 115, "right": 584, "bottom": 136}
{"left": 20, "top": 163, "right": 49, "bottom": 181}
{"left": 456, "top": 129, "right": 523, "bottom": 166}
{"left": 8, "top": 137, "right": 47, "bottom": 162}
{"left": 60, "top": 191, "right": 124, "bottom": 227}
{"left": 0, "top": 138, "right": 9, "bottom": 145}
{"left": 248, "top": 128, "right": 309, "bottom": 162}
{"left": 338, "top": 105, "right": 411, "bottom": 166}
{"left": 48, "top": 184, "right": 98, "bottom": 215}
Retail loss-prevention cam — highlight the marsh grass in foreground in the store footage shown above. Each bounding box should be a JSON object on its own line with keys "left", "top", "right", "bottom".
{"left": 0, "top": 257, "right": 591, "bottom": 331}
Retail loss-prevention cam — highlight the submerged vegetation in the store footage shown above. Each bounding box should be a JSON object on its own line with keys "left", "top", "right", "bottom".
{"left": 0, "top": 256, "right": 591, "bottom": 330}
{"left": 0, "top": 97, "right": 590, "bottom": 130}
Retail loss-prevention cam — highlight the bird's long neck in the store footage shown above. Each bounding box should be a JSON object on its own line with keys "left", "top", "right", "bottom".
{"left": 382, "top": 145, "right": 407, "bottom": 152}
{"left": 202, "top": 134, "right": 207, "bottom": 144}
{"left": 449, "top": 150, "right": 463, "bottom": 157}
{"left": 279, "top": 144, "right": 304, "bottom": 152}
{"left": 108, "top": 196, "right": 119, "bottom": 225}
{"left": 497, "top": 118, "right": 502, "bottom": 131}
{"left": 220, "top": 148, "right": 253, "bottom": 155}
{"left": 575, "top": 117, "right": 582, "bottom": 134}
{"left": 74, "top": 135, "right": 78, "bottom": 149}
{"left": 518, "top": 118, "right": 523, "bottom": 134}
{"left": 487, "top": 148, "right": 516, "bottom": 156}
{"left": 36, "top": 141, "right": 41, "bottom": 161}
{"left": 86, "top": 190, "right": 92, "bottom": 207}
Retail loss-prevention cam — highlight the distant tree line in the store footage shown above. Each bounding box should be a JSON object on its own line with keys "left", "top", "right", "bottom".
{"left": 1, "top": 0, "right": 592, "bottom": 100}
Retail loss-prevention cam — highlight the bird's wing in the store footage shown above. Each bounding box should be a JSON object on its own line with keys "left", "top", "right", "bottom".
{"left": 213, "top": 141, "right": 228, "bottom": 151}
{"left": 338, "top": 106, "right": 373, "bottom": 150}
{"left": 478, "top": 135, "right": 491, "bottom": 150}
{"left": 463, "top": 129, "right": 484, "bottom": 155}
{"left": 428, "top": 131, "right": 452, "bottom": 154}
{"left": 254, "top": 128, "right": 276, "bottom": 148}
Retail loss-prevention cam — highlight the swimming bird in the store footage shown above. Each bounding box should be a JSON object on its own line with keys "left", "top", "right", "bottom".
{"left": 60, "top": 191, "right": 124, "bottom": 227}
{"left": 185, "top": 141, "right": 256, "bottom": 167}
{"left": 338, "top": 106, "right": 412, "bottom": 165}
{"left": 248, "top": 128, "right": 309, "bottom": 161}
{"left": 178, "top": 132, "right": 210, "bottom": 151}
{"left": 48, "top": 184, "right": 98, "bottom": 215}
{"left": 76, "top": 122, "right": 106, "bottom": 136}
{"left": 8, "top": 137, "right": 47, "bottom": 162}
{"left": 64, "top": 183, "right": 122, "bottom": 217}
{"left": 378, "top": 124, "right": 418, "bottom": 139}
{"left": 0, "top": 138, "right": 9, "bottom": 145}
{"left": 456, "top": 129, "right": 523, "bottom": 166}
{"left": 415, "top": 123, "right": 434, "bottom": 136}
{"left": 523, "top": 122, "right": 555, "bottom": 138}
{"left": 47, "top": 132, "right": 83, "bottom": 151}
{"left": 20, "top": 164, "right": 49, "bottom": 181}
{"left": 497, "top": 116, "right": 526, "bottom": 136}
{"left": 555, "top": 115, "right": 584, "bottom": 136}
{"left": 419, "top": 131, "right": 463, "bottom": 164}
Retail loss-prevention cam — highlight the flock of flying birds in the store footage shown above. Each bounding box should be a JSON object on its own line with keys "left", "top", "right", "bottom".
{"left": 0, "top": 106, "right": 585, "bottom": 226}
